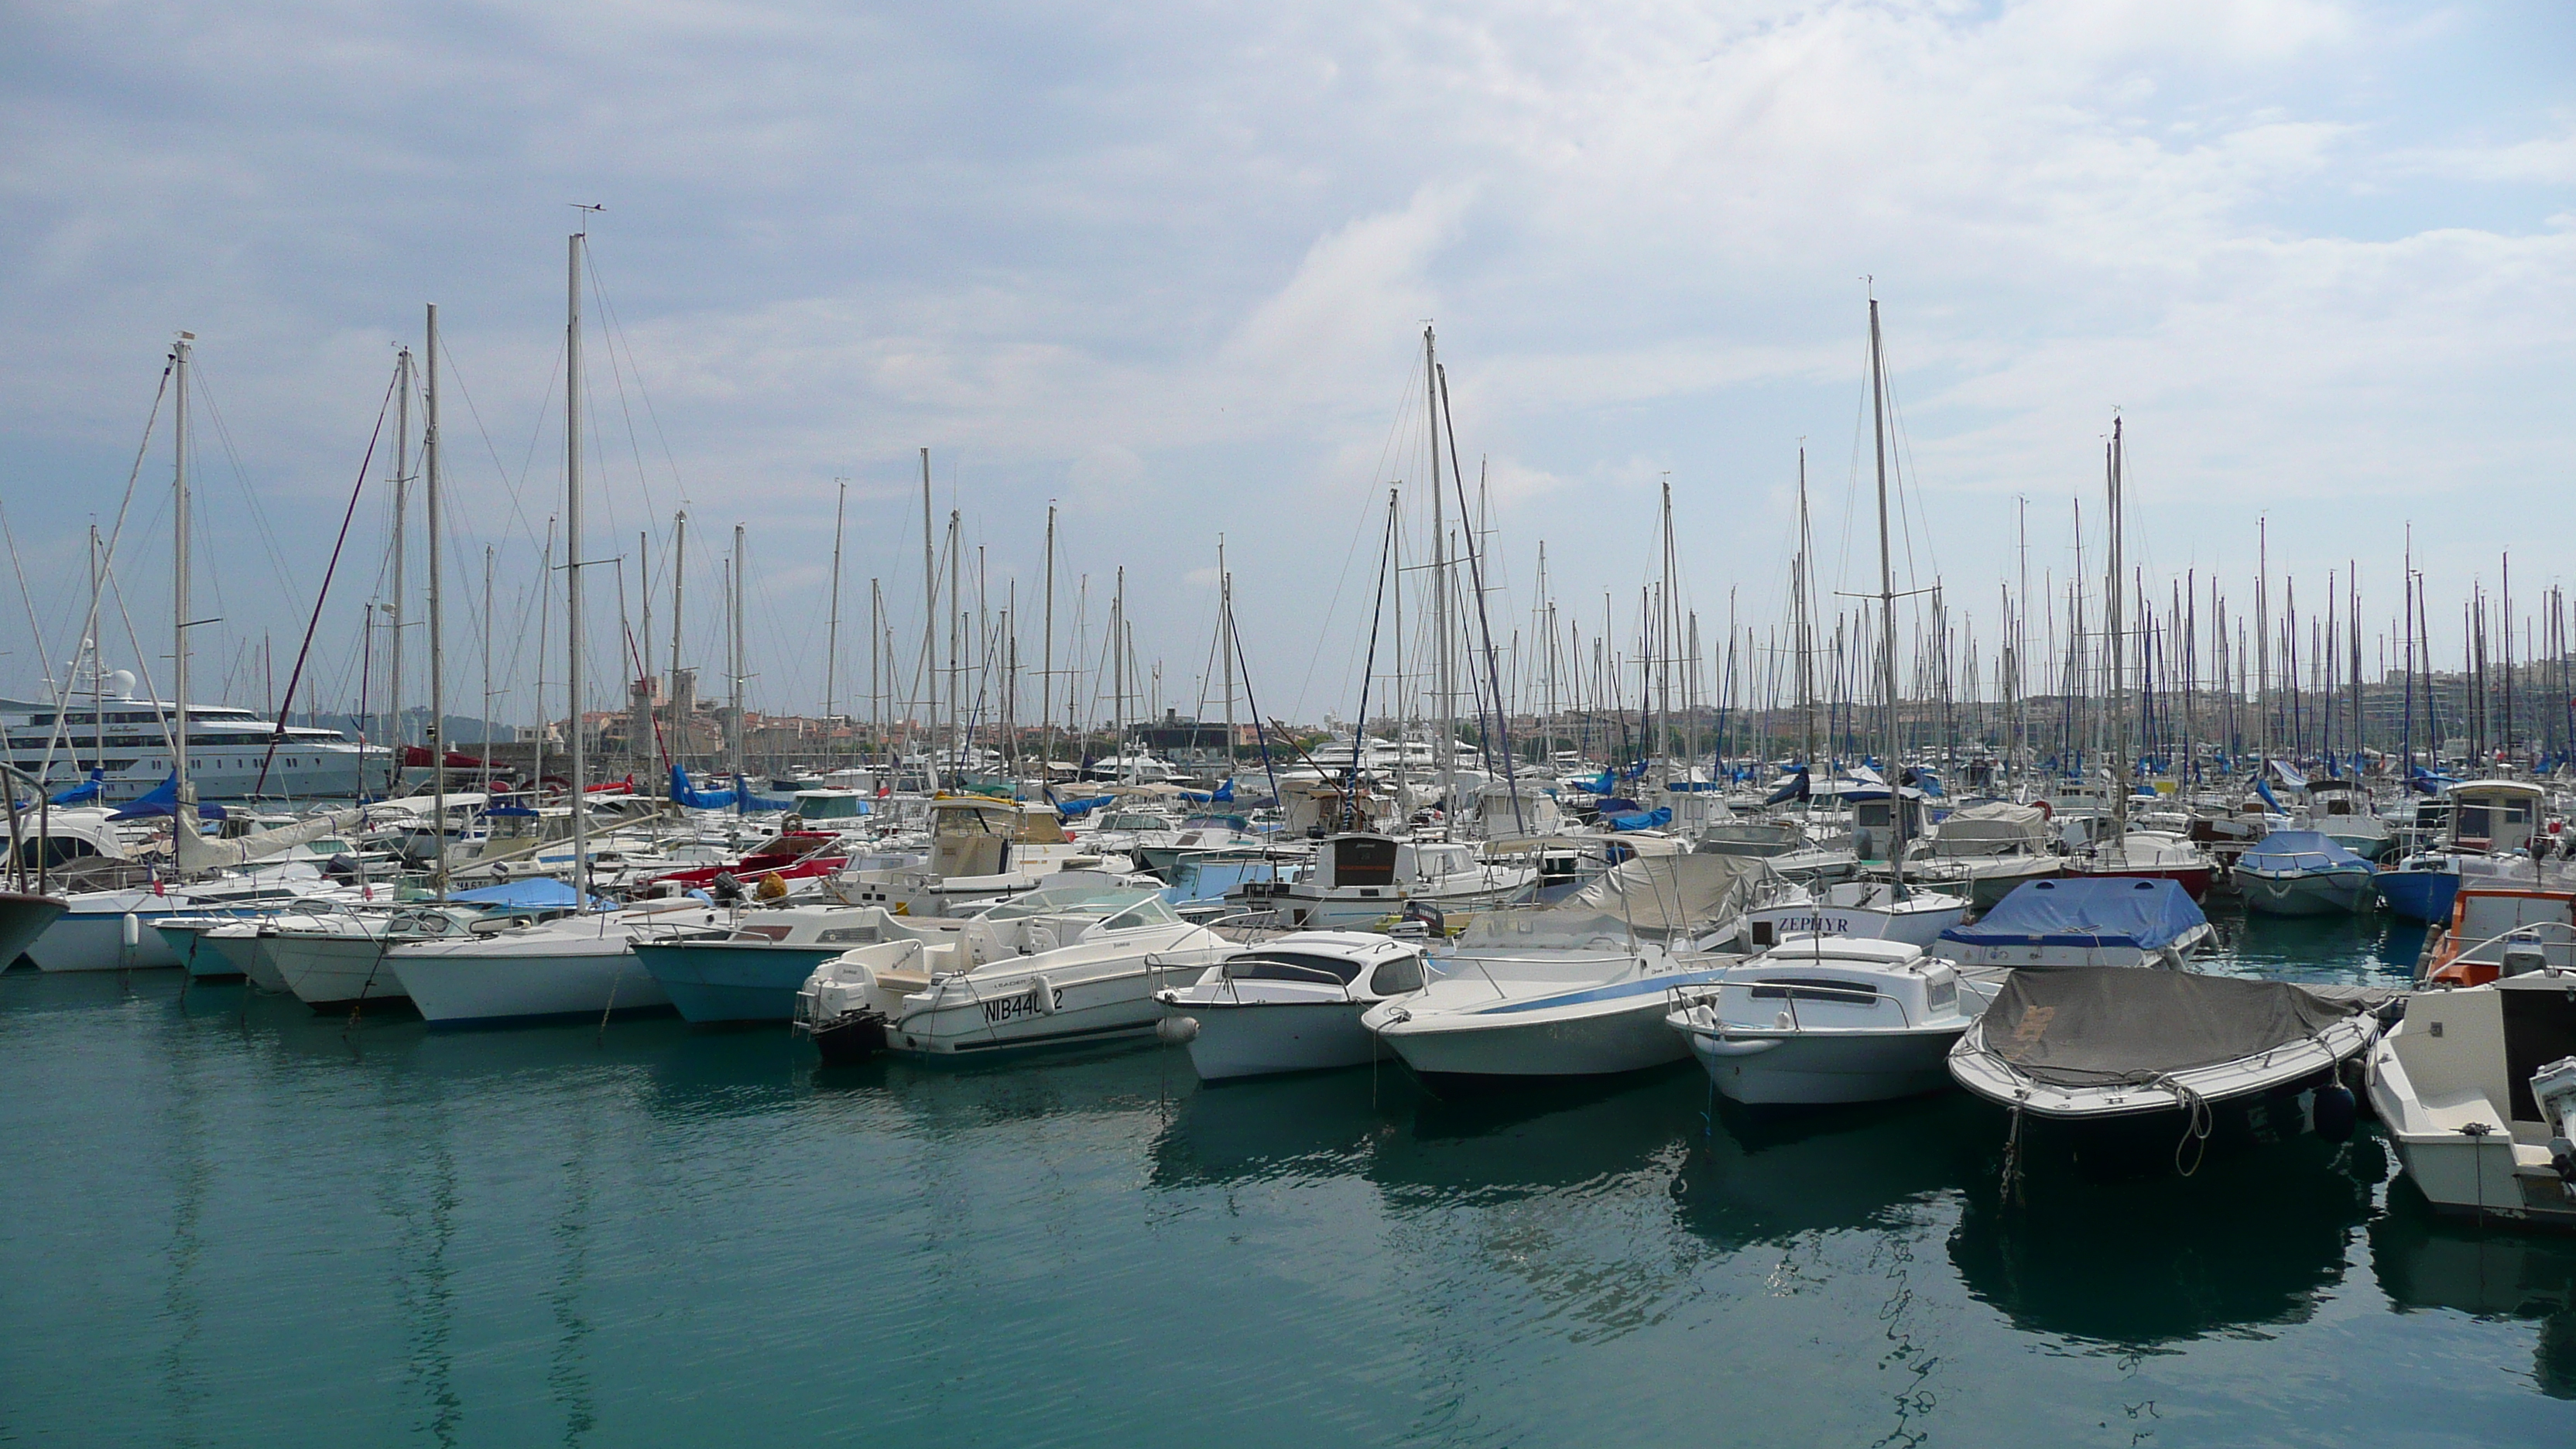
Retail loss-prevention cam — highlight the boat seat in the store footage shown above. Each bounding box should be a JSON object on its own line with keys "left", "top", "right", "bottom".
{"left": 2413, "top": 1084, "right": 2506, "bottom": 1136}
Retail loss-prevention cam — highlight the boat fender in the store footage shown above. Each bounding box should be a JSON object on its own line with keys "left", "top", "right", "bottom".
{"left": 2033, "top": 799, "right": 2052, "bottom": 820}
{"left": 2157, "top": 946, "right": 2187, "bottom": 972}
{"left": 122, "top": 913, "right": 141, "bottom": 950}
{"left": 1155, "top": 1015, "right": 1199, "bottom": 1045}
{"left": 1699, "top": 1036, "right": 1783, "bottom": 1057}
{"left": 1031, "top": 974, "right": 1056, "bottom": 1014}
{"left": 2310, "top": 1083, "right": 2358, "bottom": 1144}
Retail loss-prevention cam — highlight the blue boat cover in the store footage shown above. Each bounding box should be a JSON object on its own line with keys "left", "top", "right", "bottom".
{"left": 732, "top": 776, "right": 794, "bottom": 813}
{"left": 49, "top": 768, "right": 104, "bottom": 806}
{"left": 108, "top": 772, "right": 228, "bottom": 821}
{"left": 1939, "top": 877, "right": 2207, "bottom": 951}
{"left": 668, "top": 765, "right": 738, "bottom": 810}
{"left": 445, "top": 878, "right": 611, "bottom": 912}
{"left": 1602, "top": 806, "right": 1673, "bottom": 831}
{"left": 2235, "top": 830, "right": 2369, "bottom": 874}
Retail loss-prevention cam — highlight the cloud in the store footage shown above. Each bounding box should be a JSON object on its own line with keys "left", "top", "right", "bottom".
{"left": 0, "top": 0, "right": 2567, "bottom": 720}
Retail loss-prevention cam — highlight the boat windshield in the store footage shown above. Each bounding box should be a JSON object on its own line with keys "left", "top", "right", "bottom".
{"left": 980, "top": 888, "right": 1160, "bottom": 923}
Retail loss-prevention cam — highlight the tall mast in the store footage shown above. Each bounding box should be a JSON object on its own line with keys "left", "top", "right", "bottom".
{"left": 481, "top": 544, "right": 495, "bottom": 801}
{"left": 731, "top": 523, "right": 747, "bottom": 777}
{"left": 946, "top": 509, "right": 961, "bottom": 786}
{"left": 825, "top": 478, "right": 846, "bottom": 738}
{"left": 565, "top": 229, "right": 587, "bottom": 893}
{"left": 425, "top": 303, "right": 447, "bottom": 889}
{"left": 2256, "top": 517, "right": 2270, "bottom": 763}
{"left": 172, "top": 332, "right": 194, "bottom": 817}
{"left": 1425, "top": 324, "right": 1452, "bottom": 822}
{"left": 1867, "top": 295, "right": 1906, "bottom": 889}
{"left": 1796, "top": 446, "right": 1816, "bottom": 769}
{"left": 668, "top": 509, "right": 687, "bottom": 762}
{"left": 1041, "top": 502, "right": 1057, "bottom": 781}
{"left": 1219, "top": 536, "right": 1236, "bottom": 784}
{"left": 920, "top": 447, "right": 936, "bottom": 783}
{"left": 389, "top": 344, "right": 411, "bottom": 776}
{"left": 1112, "top": 565, "right": 1127, "bottom": 783}
{"left": 868, "top": 578, "right": 882, "bottom": 762}
{"left": 2106, "top": 416, "right": 2129, "bottom": 854}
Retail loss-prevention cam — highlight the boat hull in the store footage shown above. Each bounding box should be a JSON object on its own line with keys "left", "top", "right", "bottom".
{"left": 1173, "top": 999, "right": 1382, "bottom": 1081}
{"left": 2233, "top": 868, "right": 2374, "bottom": 916}
{"left": 881, "top": 962, "right": 1178, "bottom": 1057}
{"left": 1372, "top": 978, "right": 1718, "bottom": 1081}
{"left": 390, "top": 934, "right": 669, "bottom": 1026}
{"left": 2374, "top": 867, "right": 2459, "bottom": 924}
{"left": 632, "top": 941, "right": 847, "bottom": 1023}
{"left": 1684, "top": 1025, "right": 1968, "bottom": 1106}
{"left": 0, "top": 894, "right": 65, "bottom": 969}
{"left": 265, "top": 933, "right": 413, "bottom": 1012}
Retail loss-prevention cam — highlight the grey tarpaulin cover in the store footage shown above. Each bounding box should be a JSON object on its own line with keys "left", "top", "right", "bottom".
{"left": 1980, "top": 968, "right": 2358, "bottom": 1086}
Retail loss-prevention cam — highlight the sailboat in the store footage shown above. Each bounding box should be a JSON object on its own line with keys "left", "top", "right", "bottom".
{"left": 385, "top": 235, "right": 673, "bottom": 1025}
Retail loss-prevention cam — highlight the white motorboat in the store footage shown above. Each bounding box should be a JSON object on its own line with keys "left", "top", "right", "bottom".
{"left": 1227, "top": 832, "right": 1536, "bottom": 931}
{"left": 1357, "top": 855, "right": 1760, "bottom": 1082}
{"left": 2232, "top": 830, "right": 2376, "bottom": 916}
{"left": 1669, "top": 936, "right": 1997, "bottom": 1105}
{"left": 794, "top": 886, "right": 1223, "bottom": 1060}
{"left": 387, "top": 902, "right": 709, "bottom": 1026}
{"left": 1154, "top": 931, "right": 1427, "bottom": 1081}
{"left": 2368, "top": 915, "right": 2576, "bottom": 1227}
{"left": 1948, "top": 968, "right": 2386, "bottom": 1173}
{"left": 1742, "top": 879, "right": 1969, "bottom": 951}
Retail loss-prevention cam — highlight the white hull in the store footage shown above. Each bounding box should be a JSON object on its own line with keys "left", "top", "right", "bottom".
{"left": 882, "top": 959, "right": 1184, "bottom": 1057}
{"left": 266, "top": 933, "right": 411, "bottom": 1009}
{"left": 29, "top": 905, "right": 200, "bottom": 971}
{"left": 391, "top": 927, "right": 667, "bottom": 1025}
{"left": 1684, "top": 1024, "right": 1967, "bottom": 1105}
{"left": 1371, "top": 972, "right": 1730, "bottom": 1079}
{"left": 1177, "top": 999, "right": 1382, "bottom": 1080}
{"left": 2233, "top": 868, "right": 2372, "bottom": 916}
{"left": 1745, "top": 897, "right": 1967, "bottom": 950}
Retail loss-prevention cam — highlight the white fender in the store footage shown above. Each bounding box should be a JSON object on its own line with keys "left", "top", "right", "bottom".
{"left": 1697, "top": 1034, "right": 1784, "bottom": 1057}
{"left": 1031, "top": 972, "right": 1057, "bottom": 1014}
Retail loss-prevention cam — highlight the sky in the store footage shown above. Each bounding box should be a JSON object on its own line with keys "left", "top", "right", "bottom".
{"left": 2, "top": 0, "right": 2570, "bottom": 729}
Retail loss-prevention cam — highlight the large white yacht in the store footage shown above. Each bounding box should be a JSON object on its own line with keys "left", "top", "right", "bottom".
{"left": 1, "top": 663, "right": 385, "bottom": 803}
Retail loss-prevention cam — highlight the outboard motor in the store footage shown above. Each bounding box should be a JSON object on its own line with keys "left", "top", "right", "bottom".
{"left": 1403, "top": 899, "right": 1447, "bottom": 937}
{"left": 2532, "top": 1055, "right": 2576, "bottom": 1184}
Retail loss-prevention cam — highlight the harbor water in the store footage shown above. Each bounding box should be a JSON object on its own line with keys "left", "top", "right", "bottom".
{"left": 3, "top": 909, "right": 2571, "bottom": 1446}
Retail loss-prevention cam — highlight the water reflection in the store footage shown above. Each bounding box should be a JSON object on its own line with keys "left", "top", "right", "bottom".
{"left": 1673, "top": 1093, "right": 1989, "bottom": 1248}
{"left": 1948, "top": 1138, "right": 2377, "bottom": 1348}
{"left": 2372, "top": 1192, "right": 2576, "bottom": 1399}
{"left": 1149, "top": 1067, "right": 1391, "bottom": 1187}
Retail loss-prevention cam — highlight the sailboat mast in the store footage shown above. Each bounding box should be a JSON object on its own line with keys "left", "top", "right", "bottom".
{"left": 389, "top": 344, "right": 411, "bottom": 775}
{"left": 1797, "top": 446, "right": 1816, "bottom": 768}
{"left": 825, "top": 478, "right": 845, "bottom": 736}
{"left": 1219, "top": 536, "right": 1236, "bottom": 784}
{"left": 172, "top": 333, "right": 193, "bottom": 814}
{"left": 1041, "top": 502, "right": 1056, "bottom": 780}
{"left": 1425, "top": 324, "right": 1452, "bottom": 823}
{"left": 920, "top": 447, "right": 936, "bottom": 784}
{"left": 565, "top": 230, "right": 587, "bottom": 892}
{"left": 2106, "top": 417, "right": 2128, "bottom": 850}
{"left": 668, "top": 509, "right": 687, "bottom": 764}
{"left": 425, "top": 303, "right": 447, "bottom": 889}
{"left": 1867, "top": 296, "right": 1905, "bottom": 882}
{"left": 731, "top": 523, "right": 747, "bottom": 778}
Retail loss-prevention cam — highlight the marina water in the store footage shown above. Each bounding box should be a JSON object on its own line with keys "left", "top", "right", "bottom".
{"left": 4, "top": 909, "right": 2571, "bottom": 1447}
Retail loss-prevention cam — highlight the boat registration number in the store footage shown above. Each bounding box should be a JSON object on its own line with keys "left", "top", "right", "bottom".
{"left": 981, "top": 985, "right": 1064, "bottom": 1023}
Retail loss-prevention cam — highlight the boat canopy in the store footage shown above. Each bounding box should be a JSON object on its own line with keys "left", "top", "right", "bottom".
{"left": 2235, "top": 831, "right": 2369, "bottom": 874}
{"left": 1979, "top": 968, "right": 2359, "bottom": 1085}
{"left": 1941, "top": 877, "right": 2207, "bottom": 952}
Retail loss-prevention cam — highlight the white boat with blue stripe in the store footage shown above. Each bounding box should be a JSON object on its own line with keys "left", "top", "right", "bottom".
{"left": 1360, "top": 855, "right": 1760, "bottom": 1082}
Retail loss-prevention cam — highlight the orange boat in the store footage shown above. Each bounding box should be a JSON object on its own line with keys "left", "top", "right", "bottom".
{"left": 2420, "top": 886, "right": 2576, "bottom": 986}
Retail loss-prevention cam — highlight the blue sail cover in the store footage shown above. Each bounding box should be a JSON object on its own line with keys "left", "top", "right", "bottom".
{"left": 1763, "top": 766, "right": 1810, "bottom": 806}
{"left": 107, "top": 772, "right": 227, "bottom": 822}
{"left": 1052, "top": 793, "right": 1116, "bottom": 818}
{"left": 1602, "top": 806, "right": 1672, "bottom": 831}
{"left": 2235, "top": 830, "right": 2369, "bottom": 875}
{"left": 446, "top": 878, "right": 613, "bottom": 912}
{"left": 49, "top": 769, "right": 104, "bottom": 807}
{"left": 669, "top": 765, "right": 738, "bottom": 810}
{"left": 1939, "top": 877, "right": 2208, "bottom": 952}
{"left": 732, "top": 776, "right": 794, "bottom": 813}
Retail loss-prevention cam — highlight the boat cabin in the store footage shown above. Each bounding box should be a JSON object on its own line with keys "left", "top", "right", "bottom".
{"left": 2447, "top": 781, "right": 2544, "bottom": 855}
{"left": 791, "top": 788, "right": 873, "bottom": 822}
{"left": 1849, "top": 791, "right": 1930, "bottom": 863}
{"left": 929, "top": 796, "right": 1068, "bottom": 878}
{"left": 2424, "top": 887, "right": 2576, "bottom": 986}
